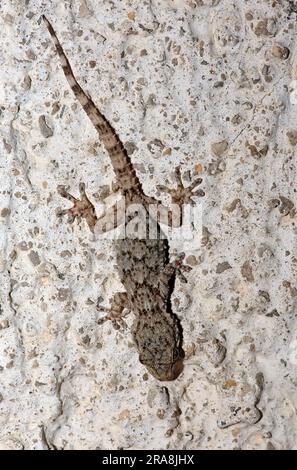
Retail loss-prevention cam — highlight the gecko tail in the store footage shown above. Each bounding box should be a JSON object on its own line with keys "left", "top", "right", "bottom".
{"left": 42, "top": 15, "right": 101, "bottom": 120}
{"left": 42, "top": 15, "right": 142, "bottom": 192}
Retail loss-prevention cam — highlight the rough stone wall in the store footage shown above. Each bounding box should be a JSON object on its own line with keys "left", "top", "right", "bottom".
{"left": 0, "top": 0, "right": 297, "bottom": 450}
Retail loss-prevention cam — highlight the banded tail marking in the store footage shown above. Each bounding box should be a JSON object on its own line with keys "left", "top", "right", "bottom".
{"left": 42, "top": 15, "right": 142, "bottom": 191}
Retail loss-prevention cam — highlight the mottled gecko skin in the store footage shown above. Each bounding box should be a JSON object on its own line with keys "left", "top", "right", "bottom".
{"left": 115, "top": 237, "right": 184, "bottom": 380}
{"left": 42, "top": 16, "right": 203, "bottom": 380}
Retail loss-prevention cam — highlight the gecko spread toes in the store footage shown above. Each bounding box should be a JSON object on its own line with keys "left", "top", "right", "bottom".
{"left": 57, "top": 183, "right": 97, "bottom": 232}
{"left": 97, "top": 292, "right": 130, "bottom": 330}
{"left": 161, "top": 255, "right": 192, "bottom": 285}
{"left": 157, "top": 166, "right": 205, "bottom": 206}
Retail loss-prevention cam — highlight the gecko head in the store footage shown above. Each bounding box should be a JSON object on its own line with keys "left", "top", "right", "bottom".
{"left": 139, "top": 347, "right": 184, "bottom": 381}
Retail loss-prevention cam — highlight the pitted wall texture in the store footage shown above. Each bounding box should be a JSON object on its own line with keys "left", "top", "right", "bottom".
{"left": 0, "top": 0, "right": 296, "bottom": 450}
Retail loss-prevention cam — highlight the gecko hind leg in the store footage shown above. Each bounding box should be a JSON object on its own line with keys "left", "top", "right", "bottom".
{"left": 158, "top": 254, "right": 192, "bottom": 297}
{"left": 57, "top": 182, "right": 97, "bottom": 232}
{"left": 97, "top": 292, "right": 131, "bottom": 330}
{"left": 167, "top": 254, "right": 192, "bottom": 283}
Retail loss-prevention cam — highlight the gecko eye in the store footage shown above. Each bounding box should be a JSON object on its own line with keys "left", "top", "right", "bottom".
{"left": 173, "top": 347, "right": 180, "bottom": 361}
{"left": 139, "top": 355, "right": 145, "bottom": 365}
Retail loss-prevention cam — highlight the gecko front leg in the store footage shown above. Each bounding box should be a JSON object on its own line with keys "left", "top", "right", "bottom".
{"left": 146, "top": 167, "right": 205, "bottom": 228}
{"left": 57, "top": 183, "right": 125, "bottom": 234}
{"left": 57, "top": 182, "right": 97, "bottom": 232}
{"left": 157, "top": 166, "right": 205, "bottom": 205}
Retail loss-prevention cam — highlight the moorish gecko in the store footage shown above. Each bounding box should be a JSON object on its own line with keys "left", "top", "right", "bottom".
{"left": 42, "top": 16, "right": 204, "bottom": 380}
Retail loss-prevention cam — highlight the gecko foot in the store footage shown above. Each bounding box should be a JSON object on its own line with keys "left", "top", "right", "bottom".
{"left": 97, "top": 292, "right": 130, "bottom": 330}
{"left": 162, "top": 253, "right": 192, "bottom": 284}
{"left": 172, "top": 253, "right": 192, "bottom": 283}
{"left": 57, "top": 182, "right": 97, "bottom": 232}
{"left": 157, "top": 166, "right": 205, "bottom": 206}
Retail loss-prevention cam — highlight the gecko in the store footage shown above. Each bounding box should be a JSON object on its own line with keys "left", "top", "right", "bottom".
{"left": 42, "top": 15, "right": 204, "bottom": 381}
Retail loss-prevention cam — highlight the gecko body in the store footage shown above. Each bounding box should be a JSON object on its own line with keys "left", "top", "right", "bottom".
{"left": 43, "top": 16, "right": 204, "bottom": 380}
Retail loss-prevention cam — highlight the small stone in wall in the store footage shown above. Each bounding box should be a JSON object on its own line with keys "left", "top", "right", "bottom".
{"left": 28, "top": 250, "right": 41, "bottom": 266}
{"left": 222, "top": 379, "right": 237, "bottom": 389}
{"left": 4, "top": 14, "right": 14, "bottom": 25}
{"left": 39, "top": 115, "right": 53, "bottom": 138}
{"left": 26, "top": 49, "right": 36, "bottom": 61}
{"left": 216, "top": 261, "right": 232, "bottom": 274}
{"left": 79, "top": 0, "right": 92, "bottom": 17}
{"left": 246, "top": 142, "right": 268, "bottom": 158}
{"left": 1, "top": 208, "right": 10, "bottom": 217}
{"left": 57, "top": 288, "right": 70, "bottom": 302}
{"left": 127, "top": 11, "right": 136, "bottom": 21}
{"left": 266, "top": 308, "right": 280, "bottom": 317}
{"left": 258, "top": 290, "right": 270, "bottom": 302}
{"left": 268, "top": 198, "right": 280, "bottom": 210}
{"left": 22, "top": 75, "right": 31, "bottom": 91}
{"left": 125, "top": 141, "right": 137, "bottom": 155}
{"left": 253, "top": 18, "right": 276, "bottom": 37}
{"left": 286, "top": 130, "right": 297, "bottom": 146}
{"left": 271, "top": 43, "right": 290, "bottom": 60}
{"left": 208, "top": 159, "right": 226, "bottom": 175}
{"left": 282, "top": 281, "right": 297, "bottom": 297}
{"left": 185, "top": 255, "right": 199, "bottom": 266}
{"left": 211, "top": 139, "right": 228, "bottom": 157}
{"left": 279, "top": 196, "right": 294, "bottom": 216}
{"left": 241, "top": 260, "right": 254, "bottom": 282}
{"left": 231, "top": 114, "right": 243, "bottom": 125}
{"left": 147, "top": 139, "right": 164, "bottom": 155}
